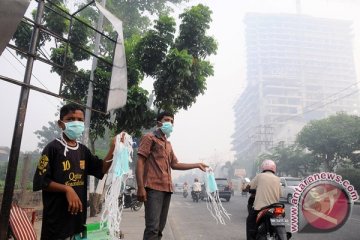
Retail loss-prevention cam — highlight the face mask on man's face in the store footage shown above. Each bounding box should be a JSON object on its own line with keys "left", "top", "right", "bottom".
{"left": 160, "top": 121, "right": 173, "bottom": 138}
{"left": 62, "top": 121, "right": 85, "bottom": 140}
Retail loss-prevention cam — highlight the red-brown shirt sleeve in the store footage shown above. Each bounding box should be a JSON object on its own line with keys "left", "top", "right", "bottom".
{"left": 137, "top": 133, "right": 153, "bottom": 159}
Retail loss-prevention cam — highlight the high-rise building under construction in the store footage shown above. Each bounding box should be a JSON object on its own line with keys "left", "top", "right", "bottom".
{"left": 232, "top": 13, "right": 359, "bottom": 174}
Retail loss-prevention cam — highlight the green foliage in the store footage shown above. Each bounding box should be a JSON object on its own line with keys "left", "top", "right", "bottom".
{"left": 134, "top": 16, "right": 176, "bottom": 76}
{"left": 114, "top": 86, "right": 156, "bottom": 138}
{"left": 259, "top": 143, "right": 319, "bottom": 177}
{"left": 21, "top": 0, "right": 205, "bottom": 151}
{"left": 296, "top": 113, "right": 360, "bottom": 171}
{"left": 336, "top": 168, "right": 360, "bottom": 193}
{"left": 153, "top": 48, "right": 193, "bottom": 111}
{"left": 175, "top": 4, "right": 217, "bottom": 58}
{"left": 136, "top": 4, "right": 217, "bottom": 112}
{"left": 60, "top": 69, "right": 89, "bottom": 103}
{"left": 125, "top": 35, "right": 144, "bottom": 87}
{"left": 69, "top": 17, "right": 91, "bottom": 61}
{"left": 43, "top": 3, "right": 70, "bottom": 37}
{"left": 106, "top": 0, "right": 186, "bottom": 38}
{"left": 34, "top": 121, "right": 61, "bottom": 150}
{"left": 50, "top": 44, "right": 79, "bottom": 75}
{"left": 12, "top": 22, "right": 32, "bottom": 53}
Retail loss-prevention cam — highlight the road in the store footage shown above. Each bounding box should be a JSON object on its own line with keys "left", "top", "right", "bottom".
{"left": 166, "top": 193, "right": 360, "bottom": 240}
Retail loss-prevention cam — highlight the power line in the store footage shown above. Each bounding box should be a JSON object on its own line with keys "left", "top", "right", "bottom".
{"left": 6, "top": 48, "right": 49, "bottom": 90}
{"left": 274, "top": 88, "right": 360, "bottom": 123}
{"left": 5, "top": 48, "right": 58, "bottom": 108}
{"left": 301, "top": 82, "right": 358, "bottom": 112}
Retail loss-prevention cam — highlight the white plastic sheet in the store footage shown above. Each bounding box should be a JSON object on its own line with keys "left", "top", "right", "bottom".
{"left": 95, "top": 2, "right": 128, "bottom": 112}
{"left": 0, "top": 0, "right": 30, "bottom": 55}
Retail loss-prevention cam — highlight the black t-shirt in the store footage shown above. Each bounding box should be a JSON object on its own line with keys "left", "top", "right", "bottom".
{"left": 33, "top": 139, "right": 104, "bottom": 240}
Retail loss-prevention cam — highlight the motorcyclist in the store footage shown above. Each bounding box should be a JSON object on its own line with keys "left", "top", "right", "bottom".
{"left": 183, "top": 182, "right": 189, "bottom": 191}
{"left": 183, "top": 182, "right": 189, "bottom": 198}
{"left": 246, "top": 159, "right": 281, "bottom": 240}
{"left": 192, "top": 178, "right": 202, "bottom": 202}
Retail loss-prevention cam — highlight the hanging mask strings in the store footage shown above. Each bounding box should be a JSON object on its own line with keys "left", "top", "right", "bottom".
{"left": 100, "top": 132, "right": 133, "bottom": 239}
{"left": 203, "top": 168, "right": 231, "bottom": 225}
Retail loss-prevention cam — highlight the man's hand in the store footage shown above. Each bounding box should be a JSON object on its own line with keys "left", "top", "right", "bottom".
{"left": 137, "top": 187, "right": 147, "bottom": 202}
{"left": 65, "top": 186, "right": 83, "bottom": 215}
{"left": 198, "top": 163, "right": 208, "bottom": 172}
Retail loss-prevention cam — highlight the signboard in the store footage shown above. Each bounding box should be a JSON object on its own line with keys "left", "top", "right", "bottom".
{"left": 234, "top": 168, "right": 246, "bottom": 178}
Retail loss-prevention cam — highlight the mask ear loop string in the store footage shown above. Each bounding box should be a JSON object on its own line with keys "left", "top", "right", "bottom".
{"left": 100, "top": 132, "right": 133, "bottom": 239}
{"left": 203, "top": 167, "right": 231, "bottom": 225}
{"left": 60, "top": 132, "right": 69, "bottom": 157}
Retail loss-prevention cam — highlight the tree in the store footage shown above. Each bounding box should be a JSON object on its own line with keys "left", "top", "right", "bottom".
{"left": 106, "top": 0, "right": 186, "bottom": 39}
{"left": 14, "top": 1, "right": 211, "bottom": 149}
{"left": 135, "top": 4, "right": 217, "bottom": 113}
{"left": 221, "top": 161, "right": 233, "bottom": 178}
{"left": 34, "top": 120, "right": 61, "bottom": 150}
{"left": 296, "top": 113, "right": 360, "bottom": 171}
{"left": 259, "top": 143, "right": 318, "bottom": 177}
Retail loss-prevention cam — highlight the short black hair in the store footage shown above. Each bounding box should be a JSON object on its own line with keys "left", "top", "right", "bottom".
{"left": 60, "top": 103, "right": 85, "bottom": 120}
{"left": 156, "top": 111, "right": 174, "bottom": 122}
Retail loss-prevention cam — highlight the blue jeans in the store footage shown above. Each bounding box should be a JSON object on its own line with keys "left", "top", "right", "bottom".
{"left": 143, "top": 188, "right": 172, "bottom": 240}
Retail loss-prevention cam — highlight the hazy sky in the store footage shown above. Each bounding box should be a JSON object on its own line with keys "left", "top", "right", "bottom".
{"left": 1, "top": 0, "right": 360, "bottom": 173}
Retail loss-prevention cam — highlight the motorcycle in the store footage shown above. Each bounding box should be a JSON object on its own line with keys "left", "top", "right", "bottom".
{"left": 183, "top": 189, "right": 188, "bottom": 198}
{"left": 120, "top": 186, "right": 143, "bottom": 211}
{"left": 255, "top": 202, "right": 291, "bottom": 240}
{"left": 191, "top": 190, "right": 201, "bottom": 202}
{"left": 246, "top": 188, "right": 291, "bottom": 240}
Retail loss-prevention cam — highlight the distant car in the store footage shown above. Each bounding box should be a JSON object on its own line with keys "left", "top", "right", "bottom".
{"left": 173, "top": 183, "right": 184, "bottom": 194}
{"left": 215, "top": 178, "right": 232, "bottom": 202}
{"left": 280, "top": 177, "right": 302, "bottom": 203}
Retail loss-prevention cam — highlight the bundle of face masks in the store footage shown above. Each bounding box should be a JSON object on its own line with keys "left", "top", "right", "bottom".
{"left": 203, "top": 168, "right": 231, "bottom": 225}
{"left": 100, "top": 132, "right": 133, "bottom": 239}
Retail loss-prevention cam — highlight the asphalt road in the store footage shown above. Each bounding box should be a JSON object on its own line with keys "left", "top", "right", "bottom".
{"left": 166, "top": 192, "right": 360, "bottom": 240}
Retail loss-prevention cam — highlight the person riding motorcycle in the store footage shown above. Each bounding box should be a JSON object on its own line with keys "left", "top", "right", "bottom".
{"left": 192, "top": 178, "right": 202, "bottom": 202}
{"left": 246, "top": 159, "right": 281, "bottom": 240}
{"left": 183, "top": 182, "right": 189, "bottom": 198}
{"left": 183, "top": 182, "right": 189, "bottom": 191}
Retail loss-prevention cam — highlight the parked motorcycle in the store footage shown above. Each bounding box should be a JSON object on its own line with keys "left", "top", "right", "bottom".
{"left": 255, "top": 202, "right": 291, "bottom": 240}
{"left": 191, "top": 191, "right": 201, "bottom": 202}
{"left": 120, "top": 186, "right": 143, "bottom": 211}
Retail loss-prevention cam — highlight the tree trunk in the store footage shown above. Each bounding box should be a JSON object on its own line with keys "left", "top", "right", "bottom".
{"left": 324, "top": 154, "right": 333, "bottom": 172}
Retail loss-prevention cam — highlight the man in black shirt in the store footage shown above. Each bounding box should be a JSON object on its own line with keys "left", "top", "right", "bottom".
{"left": 33, "top": 103, "right": 116, "bottom": 240}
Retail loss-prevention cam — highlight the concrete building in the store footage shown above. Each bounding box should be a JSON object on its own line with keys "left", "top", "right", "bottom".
{"left": 232, "top": 13, "right": 359, "bottom": 175}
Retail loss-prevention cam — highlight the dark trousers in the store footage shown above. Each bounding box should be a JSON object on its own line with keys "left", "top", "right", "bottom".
{"left": 246, "top": 208, "right": 259, "bottom": 240}
{"left": 143, "top": 188, "right": 172, "bottom": 240}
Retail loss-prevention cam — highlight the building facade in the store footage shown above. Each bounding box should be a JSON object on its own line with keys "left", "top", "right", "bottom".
{"left": 232, "top": 13, "right": 359, "bottom": 175}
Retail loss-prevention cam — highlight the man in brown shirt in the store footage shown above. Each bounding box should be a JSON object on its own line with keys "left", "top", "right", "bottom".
{"left": 136, "top": 111, "right": 207, "bottom": 240}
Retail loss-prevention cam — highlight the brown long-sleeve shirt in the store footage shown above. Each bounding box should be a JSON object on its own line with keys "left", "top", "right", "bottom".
{"left": 137, "top": 129, "right": 178, "bottom": 192}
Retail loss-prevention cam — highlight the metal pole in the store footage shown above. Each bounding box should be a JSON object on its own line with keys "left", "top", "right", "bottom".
{"left": 83, "top": 0, "right": 106, "bottom": 193}
{"left": 0, "top": 1, "right": 44, "bottom": 238}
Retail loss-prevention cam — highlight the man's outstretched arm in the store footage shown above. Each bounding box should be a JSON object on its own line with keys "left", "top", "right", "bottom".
{"left": 171, "top": 162, "right": 208, "bottom": 171}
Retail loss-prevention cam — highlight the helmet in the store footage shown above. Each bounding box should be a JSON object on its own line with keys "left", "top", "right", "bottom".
{"left": 261, "top": 159, "right": 276, "bottom": 173}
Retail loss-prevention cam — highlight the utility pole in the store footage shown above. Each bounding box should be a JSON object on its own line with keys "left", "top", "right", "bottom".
{"left": 83, "top": 0, "right": 106, "bottom": 191}
{"left": 83, "top": 0, "right": 106, "bottom": 217}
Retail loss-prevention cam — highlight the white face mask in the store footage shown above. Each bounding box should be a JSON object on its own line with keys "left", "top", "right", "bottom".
{"left": 160, "top": 122, "right": 173, "bottom": 137}
{"left": 62, "top": 121, "right": 85, "bottom": 140}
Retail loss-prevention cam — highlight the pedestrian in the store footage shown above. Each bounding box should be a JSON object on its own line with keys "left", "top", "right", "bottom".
{"left": 33, "top": 103, "right": 117, "bottom": 240}
{"left": 136, "top": 111, "right": 208, "bottom": 240}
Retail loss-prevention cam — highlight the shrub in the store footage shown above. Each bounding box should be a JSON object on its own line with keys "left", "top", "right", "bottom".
{"left": 336, "top": 168, "right": 360, "bottom": 195}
